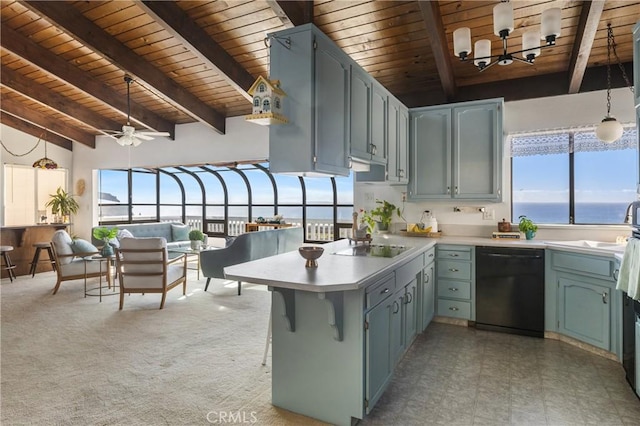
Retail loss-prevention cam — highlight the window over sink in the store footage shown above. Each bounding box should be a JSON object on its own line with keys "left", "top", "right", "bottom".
{"left": 511, "top": 127, "right": 637, "bottom": 224}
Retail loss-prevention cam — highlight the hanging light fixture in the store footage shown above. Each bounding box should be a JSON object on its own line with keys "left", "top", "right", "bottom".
{"left": 32, "top": 131, "right": 58, "bottom": 170}
{"left": 453, "top": 1, "right": 561, "bottom": 71}
{"left": 595, "top": 24, "right": 634, "bottom": 144}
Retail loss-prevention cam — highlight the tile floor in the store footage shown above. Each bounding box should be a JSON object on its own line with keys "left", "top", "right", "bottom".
{"left": 362, "top": 322, "right": 640, "bottom": 425}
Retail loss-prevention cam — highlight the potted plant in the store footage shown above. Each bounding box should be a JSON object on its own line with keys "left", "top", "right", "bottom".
{"left": 366, "top": 199, "right": 402, "bottom": 233}
{"left": 518, "top": 215, "right": 538, "bottom": 240}
{"left": 45, "top": 187, "right": 79, "bottom": 223}
{"left": 189, "top": 229, "right": 205, "bottom": 250}
{"left": 92, "top": 227, "right": 118, "bottom": 257}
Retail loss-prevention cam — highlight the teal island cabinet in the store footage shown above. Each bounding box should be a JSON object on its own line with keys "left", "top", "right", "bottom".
{"left": 224, "top": 238, "right": 434, "bottom": 426}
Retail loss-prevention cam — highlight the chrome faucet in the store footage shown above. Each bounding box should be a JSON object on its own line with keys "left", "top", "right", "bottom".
{"left": 624, "top": 202, "right": 635, "bottom": 224}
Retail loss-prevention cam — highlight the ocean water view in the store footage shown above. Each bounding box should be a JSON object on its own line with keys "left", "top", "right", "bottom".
{"left": 513, "top": 202, "right": 631, "bottom": 224}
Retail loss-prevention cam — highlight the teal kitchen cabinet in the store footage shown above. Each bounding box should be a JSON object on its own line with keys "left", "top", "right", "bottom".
{"left": 391, "top": 255, "right": 423, "bottom": 365}
{"left": 390, "top": 287, "right": 404, "bottom": 366}
{"left": 269, "top": 24, "right": 350, "bottom": 176}
{"left": 547, "top": 249, "right": 622, "bottom": 357}
{"left": 349, "top": 66, "right": 372, "bottom": 161}
{"left": 634, "top": 21, "right": 640, "bottom": 108}
{"left": 421, "top": 246, "right": 436, "bottom": 331}
{"left": 387, "top": 98, "right": 409, "bottom": 184}
{"left": 409, "top": 99, "right": 503, "bottom": 201}
{"left": 403, "top": 277, "right": 419, "bottom": 346}
{"left": 370, "top": 82, "right": 388, "bottom": 164}
{"left": 365, "top": 274, "right": 395, "bottom": 412}
{"left": 435, "top": 245, "right": 475, "bottom": 320}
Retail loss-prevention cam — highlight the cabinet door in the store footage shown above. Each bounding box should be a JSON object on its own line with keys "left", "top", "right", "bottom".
{"left": 409, "top": 108, "right": 452, "bottom": 199}
{"left": 634, "top": 22, "right": 640, "bottom": 109}
{"left": 422, "top": 265, "right": 435, "bottom": 331}
{"left": 387, "top": 99, "right": 400, "bottom": 181}
{"left": 365, "top": 298, "right": 393, "bottom": 412}
{"left": 558, "top": 276, "right": 611, "bottom": 350}
{"left": 390, "top": 291, "right": 404, "bottom": 365}
{"left": 404, "top": 278, "right": 419, "bottom": 345}
{"left": 371, "top": 83, "right": 387, "bottom": 164}
{"left": 314, "top": 36, "right": 350, "bottom": 175}
{"left": 350, "top": 66, "right": 371, "bottom": 160}
{"left": 398, "top": 106, "right": 409, "bottom": 184}
{"left": 453, "top": 102, "right": 502, "bottom": 200}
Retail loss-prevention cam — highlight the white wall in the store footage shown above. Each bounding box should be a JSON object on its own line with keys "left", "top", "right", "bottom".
{"left": 0, "top": 125, "right": 74, "bottom": 225}
{"left": 355, "top": 87, "right": 636, "bottom": 239}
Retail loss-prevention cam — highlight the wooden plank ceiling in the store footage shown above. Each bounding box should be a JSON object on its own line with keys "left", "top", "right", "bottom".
{"left": 1, "top": 0, "right": 638, "bottom": 150}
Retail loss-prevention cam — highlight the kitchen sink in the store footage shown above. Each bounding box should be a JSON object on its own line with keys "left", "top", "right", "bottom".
{"left": 545, "top": 240, "right": 626, "bottom": 252}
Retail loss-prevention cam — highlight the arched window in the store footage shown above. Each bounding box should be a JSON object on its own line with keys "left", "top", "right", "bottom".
{"left": 262, "top": 99, "right": 271, "bottom": 112}
{"left": 258, "top": 83, "right": 266, "bottom": 93}
{"left": 253, "top": 97, "right": 260, "bottom": 107}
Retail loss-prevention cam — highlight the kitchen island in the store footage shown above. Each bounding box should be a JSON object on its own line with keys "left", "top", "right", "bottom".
{"left": 225, "top": 236, "right": 434, "bottom": 426}
{"left": 0, "top": 224, "right": 69, "bottom": 277}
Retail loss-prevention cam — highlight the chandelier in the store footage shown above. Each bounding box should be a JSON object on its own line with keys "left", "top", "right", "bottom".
{"left": 595, "top": 24, "right": 634, "bottom": 143}
{"left": 452, "top": 1, "right": 561, "bottom": 71}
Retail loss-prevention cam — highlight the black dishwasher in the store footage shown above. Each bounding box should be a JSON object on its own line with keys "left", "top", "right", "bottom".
{"left": 476, "top": 246, "right": 545, "bottom": 337}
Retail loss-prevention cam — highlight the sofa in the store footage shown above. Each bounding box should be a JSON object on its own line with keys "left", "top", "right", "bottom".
{"left": 200, "top": 226, "right": 303, "bottom": 295}
{"left": 91, "top": 222, "right": 192, "bottom": 251}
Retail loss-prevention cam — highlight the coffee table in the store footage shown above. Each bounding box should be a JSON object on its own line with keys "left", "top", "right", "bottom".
{"left": 168, "top": 247, "right": 218, "bottom": 280}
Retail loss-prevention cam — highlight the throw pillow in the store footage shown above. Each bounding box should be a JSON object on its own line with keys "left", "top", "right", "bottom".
{"left": 171, "top": 224, "right": 190, "bottom": 242}
{"left": 117, "top": 229, "right": 134, "bottom": 240}
{"left": 225, "top": 236, "right": 237, "bottom": 247}
{"left": 71, "top": 238, "right": 99, "bottom": 255}
{"left": 51, "top": 230, "right": 73, "bottom": 265}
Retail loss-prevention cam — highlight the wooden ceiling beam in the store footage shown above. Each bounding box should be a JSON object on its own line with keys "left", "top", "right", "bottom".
{"left": 139, "top": 1, "right": 254, "bottom": 102}
{"left": 0, "top": 112, "right": 73, "bottom": 151}
{"left": 0, "top": 26, "right": 175, "bottom": 139}
{"left": 1, "top": 66, "right": 121, "bottom": 136}
{"left": 567, "top": 0, "right": 605, "bottom": 94}
{"left": 418, "top": 1, "right": 457, "bottom": 100}
{"left": 23, "top": 1, "right": 226, "bottom": 134}
{"left": 0, "top": 97, "right": 95, "bottom": 147}
{"left": 267, "top": 1, "right": 314, "bottom": 28}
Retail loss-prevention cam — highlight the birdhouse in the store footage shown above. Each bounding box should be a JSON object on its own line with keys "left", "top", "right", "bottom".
{"left": 245, "top": 76, "right": 288, "bottom": 126}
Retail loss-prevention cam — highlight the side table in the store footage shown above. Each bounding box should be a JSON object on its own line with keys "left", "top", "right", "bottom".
{"left": 83, "top": 255, "right": 117, "bottom": 302}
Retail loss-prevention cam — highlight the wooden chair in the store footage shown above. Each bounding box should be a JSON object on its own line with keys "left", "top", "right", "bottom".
{"left": 115, "top": 237, "right": 187, "bottom": 310}
{"left": 50, "top": 230, "right": 108, "bottom": 294}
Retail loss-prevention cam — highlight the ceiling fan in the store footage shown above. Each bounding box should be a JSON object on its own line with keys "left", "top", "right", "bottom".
{"left": 108, "top": 74, "right": 170, "bottom": 147}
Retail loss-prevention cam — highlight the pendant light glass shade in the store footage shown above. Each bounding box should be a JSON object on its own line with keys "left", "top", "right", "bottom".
{"left": 32, "top": 137, "right": 58, "bottom": 170}
{"left": 522, "top": 30, "right": 541, "bottom": 59}
{"left": 541, "top": 8, "right": 561, "bottom": 44}
{"left": 474, "top": 40, "right": 492, "bottom": 67}
{"left": 453, "top": 27, "right": 472, "bottom": 58}
{"left": 493, "top": 2, "right": 514, "bottom": 36}
{"left": 596, "top": 117, "right": 624, "bottom": 144}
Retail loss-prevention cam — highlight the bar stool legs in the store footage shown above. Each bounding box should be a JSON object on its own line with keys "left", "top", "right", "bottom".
{"left": 29, "top": 242, "right": 56, "bottom": 277}
{"left": 1, "top": 246, "right": 17, "bottom": 282}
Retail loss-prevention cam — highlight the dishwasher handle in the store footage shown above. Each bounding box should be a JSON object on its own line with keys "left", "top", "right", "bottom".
{"left": 479, "top": 253, "right": 543, "bottom": 260}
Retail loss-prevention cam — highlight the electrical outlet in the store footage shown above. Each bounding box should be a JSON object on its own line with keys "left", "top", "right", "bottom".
{"left": 401, "top": 192, "right": 407, "bottom": 202}
{"left": 482, "top": 209, "right": 495, "bottom": 220}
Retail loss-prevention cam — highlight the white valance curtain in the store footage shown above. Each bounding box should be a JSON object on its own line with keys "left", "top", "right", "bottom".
{"left": 511, "top": 126, "right": 637, "bottom": 157}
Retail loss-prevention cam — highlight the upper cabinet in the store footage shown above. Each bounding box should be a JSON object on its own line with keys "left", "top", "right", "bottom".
{"left": 349, "top": 72, "right": 387, "bottom": 165}
{"left": 269, "top": 24, "right": 350, "bottom": 177}
{"left": 633, "top": 21, "right": 640, "bottom": 109}
{"left": 370, "top": 83, "right": 388, "bottom": 164}
{"left": 387, "top": 98, "right": 409, "bottom": 184}
{"left": 409, "top": 99, "right": 503, "bottom": 201}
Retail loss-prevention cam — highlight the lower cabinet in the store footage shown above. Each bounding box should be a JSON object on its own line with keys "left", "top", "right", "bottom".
{"left": 558, "top": 275, "right": 611, "bottom": 350}
{"left": 421, "top": 261, "right": 435, "bottom": 331}
{"left": 365, "top": 285, "right": 394, "bottom": 412}
{"left": 435, "top": 245, "right": 475, "bottom": 320}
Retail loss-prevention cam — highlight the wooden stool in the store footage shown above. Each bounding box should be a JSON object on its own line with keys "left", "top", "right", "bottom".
{"left": 29, "top": 242, "right": 57, "bottom": 277}
{"left": 1, "top": 246, "right": 17, "bottom": 282}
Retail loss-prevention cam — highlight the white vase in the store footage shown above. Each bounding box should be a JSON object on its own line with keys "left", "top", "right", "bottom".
{"left": 190, "top": 240, "right": 202, "bottom": 250}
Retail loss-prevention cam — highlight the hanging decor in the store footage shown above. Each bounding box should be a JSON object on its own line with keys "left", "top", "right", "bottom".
{"left": 452, "top": 1, "right": 561, "bottom": 71}
{"left": 245, "top": 76, "right": 288, "bottom": 126}
{"left": 595, "top": 24, "right": 634, "bottom": 144}
{"left": 32, "top": 134, "right": 59, "bottom": 169}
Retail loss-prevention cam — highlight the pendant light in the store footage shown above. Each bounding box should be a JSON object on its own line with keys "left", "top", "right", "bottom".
{"left": 595, "top": 24, "right": 634, "bottom": 143}
{"left": 32, "top": 130, "right": 58, "bottom": 169}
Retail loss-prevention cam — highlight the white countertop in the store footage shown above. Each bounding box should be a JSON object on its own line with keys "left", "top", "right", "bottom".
{"left": 224, "top": 234, "right": 626, "bottom": 292}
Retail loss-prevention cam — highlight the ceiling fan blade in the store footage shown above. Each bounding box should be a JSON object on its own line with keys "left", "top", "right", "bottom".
{"left": 134, "top": 133, "right": 154, "bottom": 141}
{"left": 132, "top": 137, "right": 143, "bottom": 147}
{"left": 138, "top": 131, "right": 171, "bottom": 137}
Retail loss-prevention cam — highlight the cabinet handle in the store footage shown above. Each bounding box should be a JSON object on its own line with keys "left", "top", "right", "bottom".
{"left": 398, "top": 169, "right": 404, "bottom": 177}
{"left": 449, "top": 306, "right": 459, "bottom": 311}
{"left": 455, "top": 186, "right": 459, "bottom": 194}
{"left": 393, "top": 301, "right": 399, "bottom": 314}
{"left": 448, "top": 287, "right": 459, "bottom": 292}
{"left": 405, "top": 292, "right": 413, "bottom": 304}
{"left": 449, "top": 268, "right": 459, "bottom": 272}
{"left": 371, "top": 144, "right": 377, "bottom": 155}
{"left": 348, "top": 156, "right": 353, "bottom": 168}
{"left": 447, "top": 186, "right": 451, "bottom": 194}
{"left": 380, "top": 288, "right": 390, "bottom": 295}
{"left": 424, "top": 275, "right": 429, "bottom": 283}
{"left": 449, "top": 253, "right": 459, "bottom": 257}
{"left": 428, "top": 253, "right": 434, "bottom": 258}
{"left": 497, "top": 188, "right": 501, "bottom": 196}
{"left": 602, "top": 292, "right": 608, "bottom": 304}
{"left": 613, "top": 269, "right": 619, "bottom": 280}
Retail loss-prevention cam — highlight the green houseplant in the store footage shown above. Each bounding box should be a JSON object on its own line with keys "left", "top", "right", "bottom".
{"left": 45, "top": 187, "right": 79, "bottom": 223}
{"left": 92, "top": 227, "right": 118, "bottom": 257}
{"left": 518, "top": 215, "right": 538, "bottom": 240}
{"left": 362, "top": 199, "right": 401, "bottom": 233}
{"left": 188, "top": 229, "right": 205, "bottom": 250}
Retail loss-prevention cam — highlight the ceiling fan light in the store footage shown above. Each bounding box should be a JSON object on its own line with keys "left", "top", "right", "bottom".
{"left": 522, "top": 30, "right": 541, "bottom": 59}
{"left": 474, "top": 39, "right": 491, "bottom": 67}
{"left": 541, "top": 8, "right": 561, "bottom": 44}
{"left": 453, "top": 27, "right": 472, "bottom": 59}
{"left": 493, "top": 2, "right": 514, "bottom": 38}
{"left": 596, "top": 116, "right": 624, "bottom": 143}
